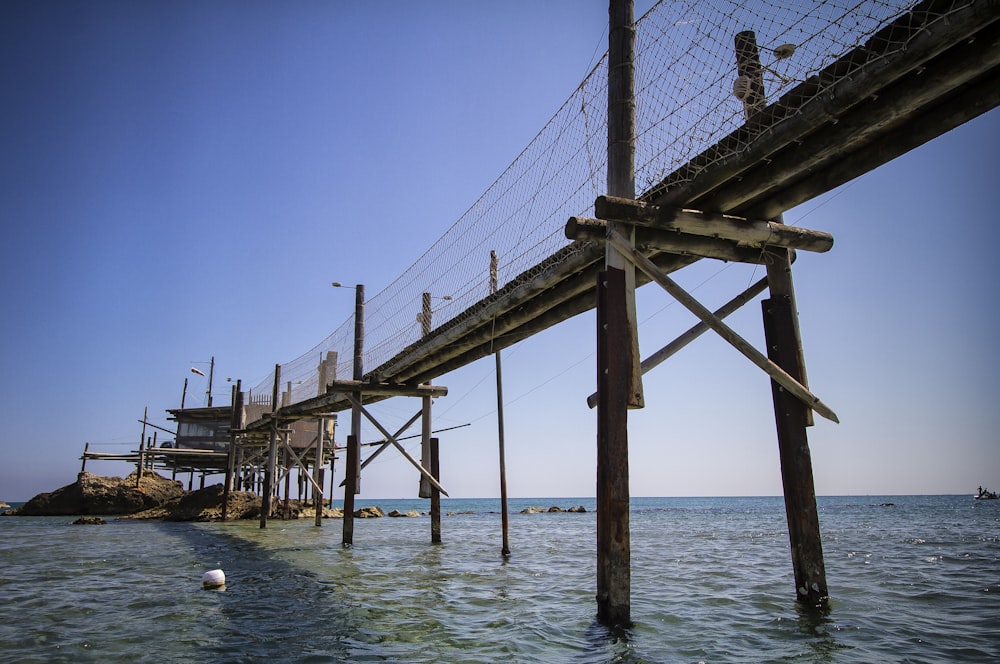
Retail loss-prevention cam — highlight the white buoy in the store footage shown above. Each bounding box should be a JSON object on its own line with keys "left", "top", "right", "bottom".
{"left": 202, "top": 569, "right": 226, "bottom": 589}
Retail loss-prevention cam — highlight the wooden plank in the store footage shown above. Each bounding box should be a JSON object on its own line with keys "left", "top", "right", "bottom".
{"left": 608, "top": 230, "right": 839, "bottom": 423}
{"left": 430, "top": 437, "right": 441, "bottom": 544}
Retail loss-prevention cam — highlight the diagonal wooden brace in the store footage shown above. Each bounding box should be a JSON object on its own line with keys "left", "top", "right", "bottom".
{"left": 586, "top": 276, "right": 769, "bottom": 408}
{"left": 345, "top": 394, "right": 450, "bottom": 496}
{"left": 340, "top": 409, "right": 424, "bottom": 487}
{"left": 277, "top": 432, "right": 324, "bottom": 494}
{"left": 608, "top": 230, "right": 839, "bottom": 424}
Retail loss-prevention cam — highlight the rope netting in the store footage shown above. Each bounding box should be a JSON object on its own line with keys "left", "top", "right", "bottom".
{"left": 252, "top": 0, "right": 944, "bottom": 407}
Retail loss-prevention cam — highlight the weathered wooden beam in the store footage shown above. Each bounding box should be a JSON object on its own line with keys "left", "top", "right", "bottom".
{"left": 373, "top": 243, "right": 603, "bottom": 382}
{"left": 593, "top": 197, "right": 834, "bottom": 253}
{"left": 747, "top": 65, "right": 1000, "bottom": 220}
{"left": 713, "top": 20, "right": 1000, "bottom": 215}
{"left": 608, "top": 230, "right": 839, "bottom": 423}
{"left": 648, "top": 0, "right": 997, "bottom": 209}
{"left": 567, "top": 216, "right": 781, "bottom": 263}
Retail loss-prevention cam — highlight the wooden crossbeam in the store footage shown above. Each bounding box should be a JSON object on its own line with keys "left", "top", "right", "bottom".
{"left": 608, "top": 230, "right": 839, "bottom": 423}
{"left": 566, "top": 216, "right": 777, "bottom": 264}
{"left": 344, "top": 394, "right": 449, "bottom": 497}
{"left": 595, "top": 195, "right": 834, "bottom": 253}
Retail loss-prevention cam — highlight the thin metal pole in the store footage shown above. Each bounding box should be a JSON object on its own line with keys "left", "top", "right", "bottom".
{"left": 491, "top": 250, "right": 511, "bottom": 558}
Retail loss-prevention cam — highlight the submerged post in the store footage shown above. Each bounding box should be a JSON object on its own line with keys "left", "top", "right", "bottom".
{"left": 736, "top": 30, "right": 828, "bottom": 607}
{"left": 430, "top": 437, "right": 441, "bottom": 544}
{"left": 596, "top": 0, "right": 636, "bottom": 629}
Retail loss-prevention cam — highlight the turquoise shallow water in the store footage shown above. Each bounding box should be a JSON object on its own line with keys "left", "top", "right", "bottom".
{"left": 0, "top": 495, "right": 997, "bottom": 662}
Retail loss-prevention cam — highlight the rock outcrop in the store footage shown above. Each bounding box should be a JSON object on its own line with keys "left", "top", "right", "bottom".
{"left": 11, "top": 471, "right": 184, "bottom": 516}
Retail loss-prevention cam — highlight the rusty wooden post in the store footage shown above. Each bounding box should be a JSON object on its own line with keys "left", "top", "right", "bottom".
{"left": 430, "top": 437, "right": 441, "bottom": 544}
{"left": 596, "top": 269, "right": 632, "bottom": 628}
{"left": 596, "top": 0, "right": 637, "bottom": 629}
{"left": 737, "top": 30, "right": 828, "bottom": 608}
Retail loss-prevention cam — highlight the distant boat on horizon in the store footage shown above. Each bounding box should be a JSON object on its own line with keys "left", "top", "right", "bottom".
{"left": 975, "top": 487, "right": 998, "bottom": 500}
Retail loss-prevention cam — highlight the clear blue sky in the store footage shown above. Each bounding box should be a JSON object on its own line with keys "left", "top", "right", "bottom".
{"left": 1, "top": 1, "right": 997, "bottom": 502}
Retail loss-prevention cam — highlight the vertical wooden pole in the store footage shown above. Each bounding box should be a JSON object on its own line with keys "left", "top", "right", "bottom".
{"left": 736, "top": 30, "right": 827, "bottom": 608}
{"left": 282, "top": 443, "right": 291, "bottom": 518}
{"left": 80, "top": 442, "right": 89, "bottom": 473}
{"left": 260, "top": 364, "right": 281, "bottom": 529}
{"left": 597, "top": 0, "right": 636, "bottom": 629}
{"left": 136, "top": 436, "right": 146, "bottom": 487}
{"left": 607, "top": 0, "right": 643, "bottom": 409}
{"left": 181, "top": 378, "right": 188, "bottom": 409}
{"left": 419, "top": 292, "right": 433, "bottom": 500}
{"left": 430, "top": 437, "right": 441, "bottom": 544}
{"left": 223, "top": 381, "right": 242, "bottom": 521}
{"left": 314, "top": 417, "right": 325, "bottom": 527}
{"left": 344, "top": 284, "right": 364, "bottom": 547}
{"left": 596, "top": 269, "right": 632, "bottom": 628}
{"left": 491, "top": 250, "right": 511, "bottom": 558}
{"left": 136, "top": 407, "right": 148, "bottom": 487}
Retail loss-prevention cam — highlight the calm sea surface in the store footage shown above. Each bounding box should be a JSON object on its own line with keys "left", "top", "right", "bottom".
{"left": 0, "top": 495, "right": 996, "bottom": 663}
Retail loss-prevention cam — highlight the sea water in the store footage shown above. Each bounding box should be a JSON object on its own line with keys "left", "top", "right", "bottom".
{"left": 0, "top": 495, "right": 996, "bottom": 663}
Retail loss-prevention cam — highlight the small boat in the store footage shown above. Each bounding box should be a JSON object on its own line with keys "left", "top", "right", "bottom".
{"left": 975, "top": 487, "right": 998, "bottom": 500}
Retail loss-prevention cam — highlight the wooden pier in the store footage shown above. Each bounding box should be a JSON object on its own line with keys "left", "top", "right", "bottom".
{"left": 91, "top": 0, "right": 1000, "bottom": 629}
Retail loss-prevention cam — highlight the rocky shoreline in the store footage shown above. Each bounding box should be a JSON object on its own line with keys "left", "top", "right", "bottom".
{"left": 5, "top": 472, "right": 588, "bottom": 522}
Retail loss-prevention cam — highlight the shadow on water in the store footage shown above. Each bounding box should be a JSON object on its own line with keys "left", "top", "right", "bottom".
{"left": 148, "top": 521, "right": 359, "bottom": 662}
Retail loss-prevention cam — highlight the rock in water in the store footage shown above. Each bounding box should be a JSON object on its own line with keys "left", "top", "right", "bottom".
{"left": 12, "top": 472, "right": 184, "bottom": 516}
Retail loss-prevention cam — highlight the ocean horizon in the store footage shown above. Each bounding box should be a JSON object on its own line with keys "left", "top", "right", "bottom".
{"left": 1, "top": 495, "right": 996, "bottom": 662}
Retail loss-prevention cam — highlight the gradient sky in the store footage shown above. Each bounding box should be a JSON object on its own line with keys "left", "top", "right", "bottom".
{"left": 1, "top": 1, "right": 997, "bottom": 502}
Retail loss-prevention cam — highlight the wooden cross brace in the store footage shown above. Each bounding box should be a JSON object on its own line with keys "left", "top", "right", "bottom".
{"left": 344, "top": 394, "right": 450, "bottom": 496}
{"left": 275, "top": 428, "right": 324, "bottom": 494}
{"left": 607, "top": 229, "right": 839, "bottom": 424}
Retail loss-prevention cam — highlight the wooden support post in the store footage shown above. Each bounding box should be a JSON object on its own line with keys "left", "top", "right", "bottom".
{"left": 314, "top": 417, "right": 325, "bottom": 527}
{"left": 282, "top": 444, "right": 291, "bottom": 518}
{"left": 430, "top": 437, "right": 441, "bottom": 544}
{"left": 491, "top": 250, "right": 511, "bottom": 558}
{"left": 419, "top": 292, "right": 433, "bottom": 499}
{"left": 596, "top": 268, "right": 631, "bottom": 628}
{"left": 80, "top": 442, "right": 89, "bottom": 473}
{"left": 260, "top": 364, "right": 281, "bottom": 529}
{"left": 343, "top": 434, "right": 359, "bottom": 546}
{"left": 223, "top": 381, "right": 242, "bottom": 521}
{"left": 764, "top": 297, "right": 828, "bottom": 607}
{"left": 737, "top": 30, "right": 827, "bottom": 607}
{"left": 607, "top": 0, "right": 643, "bottom": 410}
{"left": 596, "top": 0, "right": 636, "bottom": 629}
{"left": 136, "top": 407, "right": 148, "bottom": 487}
{"left": 344, "top": 284, "right": 364, "bottom": 547}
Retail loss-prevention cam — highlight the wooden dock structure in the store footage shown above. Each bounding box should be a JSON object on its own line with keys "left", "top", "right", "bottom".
{"left": 94, "top": 0, "right": 1000, "bottom": 629}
